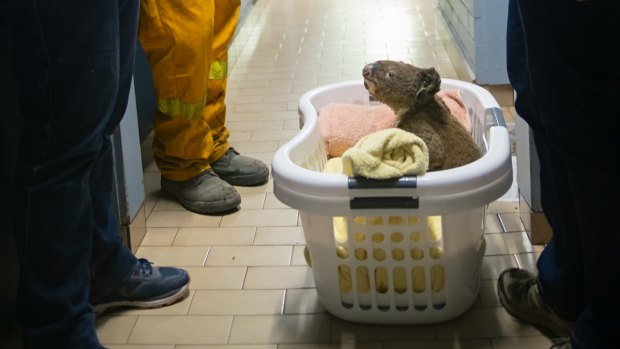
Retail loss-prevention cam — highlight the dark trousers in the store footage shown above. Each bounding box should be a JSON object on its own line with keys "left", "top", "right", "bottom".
{"left": 8, "top": 0, "right": 139, "bottom": 347}
{"left": 507, "top": 1, "right": 620, "bottom": 348}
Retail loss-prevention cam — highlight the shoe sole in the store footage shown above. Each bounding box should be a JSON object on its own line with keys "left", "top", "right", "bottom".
{"left": 93, "top": 283, "right": 190, "bottom": 315}
{"left": 497, "top": 271, "right": 572, "bottom": 339}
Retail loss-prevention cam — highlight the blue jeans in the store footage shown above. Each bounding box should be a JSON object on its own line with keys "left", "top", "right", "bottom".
{"left": 507, "top": 1, "right": 620, "bottom": 348}
{"left": 9, "top": 0, "right": 139, "bottom": 347}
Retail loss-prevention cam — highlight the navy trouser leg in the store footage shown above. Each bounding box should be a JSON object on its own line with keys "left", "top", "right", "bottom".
{"left": 10, "top": 0, "right": 138, "bottom": 347}
{"left": 510, "top": 1, "right": 620, "bottom": 348}
{"left": 89, "top": 0, "right": 140, "bottom": 297}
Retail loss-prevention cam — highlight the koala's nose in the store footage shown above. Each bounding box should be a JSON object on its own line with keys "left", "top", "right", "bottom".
{"left": 362, "top": 64, "right": 373, "bottom": 78}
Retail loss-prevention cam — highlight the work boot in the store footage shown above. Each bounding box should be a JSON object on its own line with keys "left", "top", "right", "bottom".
{"left": 211, "top": 148, "right": 269, "bottom": 186}
{"left": 498, "top": 268, "right": 574, "bottom": 339}
{"left": 91, "top": 258, "right": 190, "bottom": 314}
{"left": 161, "top": 169, "right": 241, "bottom": 215}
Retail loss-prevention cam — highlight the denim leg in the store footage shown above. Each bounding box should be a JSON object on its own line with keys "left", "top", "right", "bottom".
{"left": 10, "top": 0, "right": 137, "bottom": 347}
{"left": 514, "top": 1, "right": 620, "bottom": 347}
{"left": 89, "top": 0, "right": 140, "bottom": 296}
{"left": 507, "top": 0, "right": 585, "bottom": 319}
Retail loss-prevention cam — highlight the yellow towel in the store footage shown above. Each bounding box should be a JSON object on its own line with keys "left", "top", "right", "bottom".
{"left": 323, "top": 157, "right": 344, "bottom": 174}
{"left": 341, "top": 128, "right": 429, "bottom": 179}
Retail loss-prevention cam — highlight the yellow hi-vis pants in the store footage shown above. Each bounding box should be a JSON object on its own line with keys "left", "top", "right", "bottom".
{"left": 138, "top": 0, "right": 240, "bottom": 181}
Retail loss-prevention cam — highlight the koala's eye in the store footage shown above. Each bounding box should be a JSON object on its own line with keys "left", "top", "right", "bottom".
{"left": 387, "top": 71, "right": 395, "bottom": 78}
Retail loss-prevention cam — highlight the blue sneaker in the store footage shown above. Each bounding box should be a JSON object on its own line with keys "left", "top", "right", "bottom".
{"left": 91, "top": 258, "right": 190, "bottom": 314}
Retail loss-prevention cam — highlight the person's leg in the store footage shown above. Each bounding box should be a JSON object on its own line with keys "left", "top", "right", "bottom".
{"left": 206, "top": 0, "right": 269, "bottom": 187}
{"left": 10, "top": 0, "right": 126, "bottom": 347}
{"left": 88, "top": 0, "right": 190, "bottom": 314}
{"left": 515, "top": 1, "right": 620, "bottom": 347}
{"left": 139, "top": 0, "right": 216, "bottom": 181}
{"left": 498, "top": 2, "right": 578, "bottom": 339}
{"left": 89, "top": 0, "right": 140, "bottom": 296}
{"left": 139, "top": 0, "right": 240, "bottom": 215}
{"left": 202, "top": 0, "right": 240, "bottom": 162}
{"left": 139, "top": 0, "right": 267, "bottom": 215}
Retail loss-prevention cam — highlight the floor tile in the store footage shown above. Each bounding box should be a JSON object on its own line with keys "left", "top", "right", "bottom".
{"left": 239, "top": 193, "right": 267, "bottom": 209}
{"left": 107, "top": 345, "right": 174, "bottom": 349}
{"left": 279, "top": 344, "right": 381, "bottom": 349}
{"left": 330, "top": 318, "right": 436, "bottom": 342}
{"left": 484, "top": 214, "right": 504, "bottom": 233}
{"left": 478, "top": 280, "right": 501, "bottom": 308}
{"left": 264, "top": 193, "right": 292, "bottom": 209}
{"left": 491, "top": 336, "right": 553, "bottom": 349}
{"left": 481, "top": 255, "right": 518, "bottom": 280}
{"left": 253, "top": 226, "right": 305, "bottom": 245}
{"left": 184, "top": 266, "right": 246, "bottom": 290}
{"left": 176, "top": 346, "right": 276, "bottom": 349}
{"left": 147, "top": 211, "right": 222, "bottom": 228}
{"left": 284, "top": 289, "right": 327, "bottom": 315}
{"left": 205, "top": 246, "right": 292, "bottom": 267}
{"left": 140, "top": 227, "right": 179, "bottom": 246}
{"left": 173, "top": 227, "right": 256, "bottom": 246}
{"left": 189, "top": 290, "right": 285, "bottom": 315}
{"left": 220, "top": 209, "right": 298, "bottom": 227}
{"left": 244, "top": 266, "right": 315, "bottom": 289}
{"left": 228, "top": 314, "right": 331, "bottom": 344}
{"left": 96, "top": 316, "right": 137, "bottom": 345}
{"left": 515, "top": 252, "right": 542, "bottom": 273}
{"left": 135, "top": 246, "right": 209, "bottom": 267}
{"left": 291, "top": 245, "right": 309, "bottom": 266}
{"left": 128, "top": 316, "right": 233, "bottom": 345}
{"left": 498, "top": 212, "right": 526, "bottom": 232}
{"left": 152, "top": 197, "right": 184, "bottom": 211}
{"left": 434, "top": 307, "right": 541, "bottom": 339}
{"left": 384, "top": 340, "right": 492, "bottom": 349}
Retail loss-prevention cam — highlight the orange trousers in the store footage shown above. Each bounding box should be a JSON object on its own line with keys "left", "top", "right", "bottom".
{"left": 138, "top": 0, "right": 240, "bottom": 181}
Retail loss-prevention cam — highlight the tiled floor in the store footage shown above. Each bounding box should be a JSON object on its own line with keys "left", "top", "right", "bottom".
{"left": 96, "top": 1, "right": 550, "bottom": 348}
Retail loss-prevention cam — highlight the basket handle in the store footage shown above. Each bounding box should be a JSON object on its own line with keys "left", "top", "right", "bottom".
{"left": 348, "top": 176, "right": 419, "bottom": 209}
{"left": 347, "top": 176, "right": 417, "bottom": 189}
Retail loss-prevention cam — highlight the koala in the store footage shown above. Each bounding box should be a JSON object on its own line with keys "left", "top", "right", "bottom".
{"left": 362, "top": 60, "right": 482, "bottom": 171}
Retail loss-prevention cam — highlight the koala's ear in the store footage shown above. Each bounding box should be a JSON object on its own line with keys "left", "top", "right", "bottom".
{"left": 415, "top": 68, "right": 441, "bottom": 102}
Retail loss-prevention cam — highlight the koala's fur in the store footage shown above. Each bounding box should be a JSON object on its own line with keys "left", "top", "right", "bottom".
{"left": 362, "top": 60, "right": 482, "bottom": 171}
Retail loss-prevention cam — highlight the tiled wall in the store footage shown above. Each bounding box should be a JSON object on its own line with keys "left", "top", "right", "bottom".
{"left": 438, "top": 0, "right": 476, "bottom": 77}
{"left": 438, "top": 0, "right": 509, "bottom": 85}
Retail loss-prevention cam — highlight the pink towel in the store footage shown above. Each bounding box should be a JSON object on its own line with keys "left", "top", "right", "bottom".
{"left": 319, "top": 89, "right": 471, "bottom": 157}
{"left": 437, "top": 89, "right": 471, "bottom": 134}
{"left": 319, "top": 103, "right": 397, "bottom": 158}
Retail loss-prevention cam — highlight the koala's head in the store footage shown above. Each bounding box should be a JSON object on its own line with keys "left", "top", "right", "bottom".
{"left": 362, "top": 60, "right": 441, "bottom": 112}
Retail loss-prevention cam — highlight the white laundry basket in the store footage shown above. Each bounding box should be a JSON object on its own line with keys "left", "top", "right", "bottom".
{"left": 271, "top": 79, "right": 513, "bottom": 324}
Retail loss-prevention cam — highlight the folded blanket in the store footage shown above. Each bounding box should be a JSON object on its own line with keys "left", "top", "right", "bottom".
{"left": 341, "top": 128, "right": 429, "bottom": 179}
{"left": 318, "top": 89, "right": 471, "bottom": 157}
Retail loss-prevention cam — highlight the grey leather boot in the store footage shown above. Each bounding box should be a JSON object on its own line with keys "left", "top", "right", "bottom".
{"left": 211, "top": 148, "right": 269, "bottom": 186}
{"left": 160, "top": 169, "right": 241, "bottom": 215}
